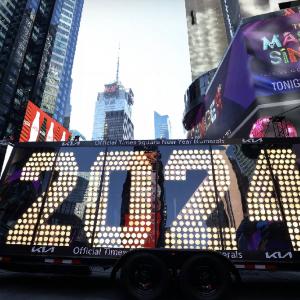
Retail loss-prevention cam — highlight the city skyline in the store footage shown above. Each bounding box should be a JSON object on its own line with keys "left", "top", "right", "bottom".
{"left": 70, "top": 0, "right": 191, "bottom": 140}
{"left": 0, "top": 0, "right": 293, "bottom": 142}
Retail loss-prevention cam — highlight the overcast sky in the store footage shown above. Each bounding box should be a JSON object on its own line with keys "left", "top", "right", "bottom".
{"left": 70, "top": 0, "right": 191, "bottom": 140}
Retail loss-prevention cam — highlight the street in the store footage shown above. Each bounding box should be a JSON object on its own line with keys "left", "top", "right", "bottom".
{"left": 0, "top": 270, "right": 298, "bottom": 300}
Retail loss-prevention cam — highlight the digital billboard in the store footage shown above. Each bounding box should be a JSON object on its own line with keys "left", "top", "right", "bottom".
{"left": 185, "top": 7, "right": 300, "bottom": 139}
{"left": 244, "top": 7, "right": 300, "bottom": 97}
{"left": 19, "top": 101, "right": 71, "bottom": 143}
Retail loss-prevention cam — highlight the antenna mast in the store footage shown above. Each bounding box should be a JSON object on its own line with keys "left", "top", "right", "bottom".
{"left": 116, "top": 44, "right": 120, "bottom": 83}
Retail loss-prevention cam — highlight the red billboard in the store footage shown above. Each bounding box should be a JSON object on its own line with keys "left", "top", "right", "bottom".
{"left": 19, "top": 101, "right": 71, "bottom": 142}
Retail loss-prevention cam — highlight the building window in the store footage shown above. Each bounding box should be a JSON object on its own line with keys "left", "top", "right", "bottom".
{"left": 191, "top": 10, "right": 196, "bottom": 25}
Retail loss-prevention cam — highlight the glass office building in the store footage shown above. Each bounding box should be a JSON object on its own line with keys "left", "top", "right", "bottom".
{"left": 154, "top": 111, "right": 171, "bottom": 139}
{"left": 0, "top": 0, "right": 83, "bottom": 141}
{"left": 92, "top": 81, "right": 134, "bottom": 140}
{"left": 0, "top": 0, "right": 19, "bottom": 52}
{"left": 40, "top": 0, "right": 83, "bottom": 124}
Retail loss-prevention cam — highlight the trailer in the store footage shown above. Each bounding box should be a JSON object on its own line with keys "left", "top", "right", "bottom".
{"left": 0, "top": 138, "right": 299, "bottom": 299}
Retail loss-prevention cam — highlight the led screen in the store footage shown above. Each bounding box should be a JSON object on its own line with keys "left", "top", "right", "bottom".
{"left": 244, "top": 8, "right": 300, "bottom": 97}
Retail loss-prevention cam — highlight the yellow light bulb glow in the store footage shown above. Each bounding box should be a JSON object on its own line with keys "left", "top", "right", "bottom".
{"left": 164, "top": 149, "right": 236, "bottom": 251}
{"left": 6, "top": 152, "right": 78, "bottom": 246}
{"left": 84, "top": 151, "right": 154, "bottom": 249}
{"left": 248, "top": 148, "right": 300, "bottom": 250}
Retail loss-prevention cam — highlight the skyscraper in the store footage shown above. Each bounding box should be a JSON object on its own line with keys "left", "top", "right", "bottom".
{"left": 92, "top": 82, "right": 134, "bottom": 141}
{"left": 0, "top": 0, "right": 19, "bottom": 52}
{"left": 0, "top": 0, "right": 83, "bottom": 140}
{"left": 185, "top": 0, "right": 228, "bottom": 80}
{"left": 92, "top": 56, "right": 134, "bottom": 141}
{"left": 40, "top": 0, "right": 83, "bottom": 125}
{"left": 154, "top": 111, "right": 171, "bottom": 139}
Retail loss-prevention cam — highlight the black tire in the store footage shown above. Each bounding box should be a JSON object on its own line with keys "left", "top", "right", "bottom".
{"left": 120, "top": 252, "right": 169, "bottom": 300}
{"left": 179, "top": 254, "right": 231, "bottom": 300}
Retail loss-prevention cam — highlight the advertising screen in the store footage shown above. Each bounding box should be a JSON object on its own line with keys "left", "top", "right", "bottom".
{"left": 195, "top": 28, "right": 255, "bottom": 138}
{"left": 244, "top": 8, "right": 300, "bottom": 97}
{"left": 19, "top": 101, "right": 71, "bottom": 143}
{"left": 192, "top": 7, "right": 300, "bottom": 139}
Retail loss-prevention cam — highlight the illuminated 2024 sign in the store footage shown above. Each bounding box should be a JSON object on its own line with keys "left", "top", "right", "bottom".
{"left": 5, "top": 147, "right": 300, "bottom": 251}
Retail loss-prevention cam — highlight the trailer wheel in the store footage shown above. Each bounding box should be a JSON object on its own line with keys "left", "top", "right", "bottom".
{"left": 120, "top": 252, "right": 169, "bottom": 300}
{"left": 179, "top": 254, "right": 231, "bottom": 300}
